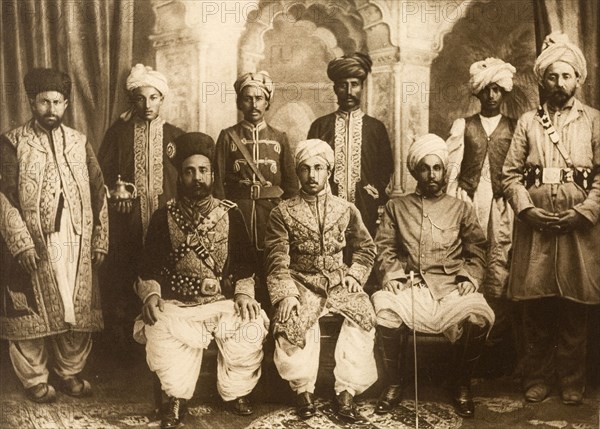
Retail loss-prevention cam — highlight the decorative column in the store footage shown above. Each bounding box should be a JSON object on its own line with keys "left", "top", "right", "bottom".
{"left": 150, "top": 0, "right": 253, "bottom": 138}
{"left": 395, "top": 47, "right": 438, "bottom": 192}
{"left": 367, "top": 47, "right": 403, "bottom": 195}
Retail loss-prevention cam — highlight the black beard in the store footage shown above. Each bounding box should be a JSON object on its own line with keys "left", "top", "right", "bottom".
{"left": 546, "top": 88, "right": 575, "bottom": 108}
{"left": 179, "top": 182, "right": 212, "bottom": 200}
{"left": 418, "top": 180, "right": 445, "bottom": 197}
{"left": 36, "top": 114, "right": 62, "bottom": 130}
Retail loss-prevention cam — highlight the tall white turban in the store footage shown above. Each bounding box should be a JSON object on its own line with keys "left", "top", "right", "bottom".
{"left": 533, "top": 32, "right": 587, "bottom": 84}
{"left": 295, "top": 139, "right": 334, "bottom": 167}
{"left": 407, "top": 134, "right": 448, "bottom": 175}
{"left": 469, "top": 58, "right": 516, "bottom": 95}
{"left": 126, "top": 64, "right": 169, "bottom": 96}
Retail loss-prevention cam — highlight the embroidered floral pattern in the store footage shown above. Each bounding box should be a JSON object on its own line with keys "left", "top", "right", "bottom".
{"left": 133, "top": 118, "right": 165, "bottom": 239}
{"left": 0, "top": 121, "right": 104, "bottom": 339}
{"left": 270, "top": 195, "right": 375, "bottom": 347}
{"left": 333, "top": 110, "right": 363, "bottom": 203}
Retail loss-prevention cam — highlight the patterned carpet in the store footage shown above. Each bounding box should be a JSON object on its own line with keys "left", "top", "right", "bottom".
{"left": 1, "top": 393, "right": 599, "bottom": 429}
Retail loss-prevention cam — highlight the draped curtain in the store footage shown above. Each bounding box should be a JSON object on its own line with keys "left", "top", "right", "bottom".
{"left": 0, "top": 0, "right": 134, "bottom": 149}
{"left": 533, "top": 0, "right": 599, "bottom": 109}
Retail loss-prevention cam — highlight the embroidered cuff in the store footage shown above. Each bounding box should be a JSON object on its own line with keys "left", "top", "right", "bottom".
{"left": 234, "top": 276, "right": 255, "bottom": 299}
{"left": 267, "top": 277, "right": 298, "bottom": 305}
{"left": 134, "top": 278, "right": 162, "bottom": 302}
{"left": 347, "top": 263, "right": 371, "bottom": 286}
{"left": 91, "top": 200, "right": 109, "bottom": 253}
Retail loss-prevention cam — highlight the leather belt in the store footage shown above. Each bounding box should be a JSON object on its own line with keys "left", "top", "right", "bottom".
{"left": 228, "top": 183, "right": 284, "bottom": 200}
{"left": 522, "top": 166, "right": 595, "bottom": 191}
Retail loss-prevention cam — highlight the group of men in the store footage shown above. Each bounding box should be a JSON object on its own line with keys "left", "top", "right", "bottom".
{"left": 0, "top": 30, "right": 598, "bottom": 429}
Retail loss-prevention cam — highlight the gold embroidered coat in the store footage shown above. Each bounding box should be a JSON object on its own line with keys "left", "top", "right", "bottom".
{"left": 265, "top": 192, "right": 376, "bottom": 347}
{"left": 0, "top": 120, "right": 108, "bottom": 340}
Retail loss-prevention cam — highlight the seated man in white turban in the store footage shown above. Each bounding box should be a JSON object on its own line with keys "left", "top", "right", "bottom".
{"left": 446, "top": 58, "right": 517, "bottom": 301}
{"left": 98, "top": 64, "right": 185, "bottom": 350}
{"left": 265, "top": 139, "right": 377, "bottom": 422}
{"left": 503, "top": 32, "right": 600, "bottom": 405}
{"left": 372, "top": 134, "right": 494, "bottom": 418}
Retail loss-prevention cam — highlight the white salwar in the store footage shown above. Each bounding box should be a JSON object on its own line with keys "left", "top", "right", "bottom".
{"left": 47, "top": 207, "right": 81, "bottom": 324}
{"left": 274, "top": 308, "right": 377, "bottom": 396}
{"left": 133, "top": 300, "right": 268, "bottom": 401}
{"left": 372, "top": 287, "right": 495, "bottom": 343}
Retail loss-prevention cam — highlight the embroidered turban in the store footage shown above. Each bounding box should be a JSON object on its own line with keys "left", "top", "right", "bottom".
{"left": 24, "top": 68, "right": 71, "bottom": 99}
{"left": 327, "top": 52, "right": 372, "bottom": 82}
{"left": 407, "top": 134, "right": 448, "bottom": 175}
{"left": 534, "top": 32, "right": 587, "bottom": 84}
{"left": 469, "top": 58, "right": 516, "bottom": 95}
{"left": 168, "top": 132, "right": 216, "bottom": 170}
{"left": 234, "top": 71, "right": 274, "bottom": 100}
{"left": 295, "top": 139, "right": 334, "bottom": 168}
{"left": 126, "top": 64, "right": 169, "bottom": 96}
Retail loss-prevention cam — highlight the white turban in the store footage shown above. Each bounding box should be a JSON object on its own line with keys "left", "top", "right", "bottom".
{"left": 407, "top": 134, "right": 448, "bottom": 175}
{"left": 469, "top": 58, "right": 516, "bottom": 95}
{"left": 533, "top": 32, "right": 587, "bottom": 84}
{"left": 295, "top": 139, "right": 334, "bottom": 168}
{"left": 126, "top": 64, "right": 169, "bottom": 96}
{"left": 234, "top": 71, "right": 274, "bottom": 100}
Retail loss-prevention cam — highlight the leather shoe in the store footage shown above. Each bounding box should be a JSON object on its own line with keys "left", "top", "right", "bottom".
{"left": 161, "top": 397, "right": 187, "bottom": 429}
{"left": 375, "top": 384, "right": 402, "bottom": 414}
{"left": 230, "top": 395, "right": 253, "bottom": 415}
{"left": 25, "top": 383, "right": 56, "bottom": 403}
{"left": 524, "top": 383, "right": 549, "bottom": 403}
{"left": 561, "top": 387, "right": 583, "bottom": 405}
{"left": 296, "top": 392, "right": 316, "bottom": 419}
{"left": 452, "top": 385, "right": 475, "bottom": 418}
{"left": 60, "top": 376, "right": 92, "bottom": 398}
{"left": 336, "top": 390, "right": 360, "bottom": 422}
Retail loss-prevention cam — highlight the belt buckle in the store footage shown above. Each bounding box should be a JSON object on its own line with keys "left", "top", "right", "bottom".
{"left": 542, "top": 167, "right": 562, "bottom": 184}
{"left": 250, "top": 183, "right": 261, "bottom": 200}
{"left": 201, "top": 278, "right": 221, "bottom": 296}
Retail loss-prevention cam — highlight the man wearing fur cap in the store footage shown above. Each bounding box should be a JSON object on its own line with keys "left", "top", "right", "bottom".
{"left": 308, "top": 52, "right": 394, "bottom": 237}
{"left": 0, "top": 68, "right": 108, "bottom": 402}
{"left": 133, "top": 132, "right": 267, "bottom": 428}
{"left": 503, "top": 32, "right": 600, "bottom": 405}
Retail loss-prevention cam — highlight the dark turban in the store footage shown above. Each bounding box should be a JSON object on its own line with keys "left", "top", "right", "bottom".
{"left": 24, "top": 68, "right": 71, "bottom": 99}
{"left": 167, "top": 132, "right": 215, "bottom": 170}
{"left": 327, "top": 52, "right": 372, "bottom": 82}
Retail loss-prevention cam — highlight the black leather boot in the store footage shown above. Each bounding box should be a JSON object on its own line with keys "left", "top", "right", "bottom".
{"left": 375, "top": 325, "right": 408, "bottom": 414}
{"left": 336, "top": 390, "right": 362, "bottom": 422}
{"left": 296, "top": 392, "right": 316, "bottom": 419}
{"left": 451, "top": 322, "right": 487, "bottom": 418}
{"left": 161, "top": 396, "right": 187, "bottom": 429}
